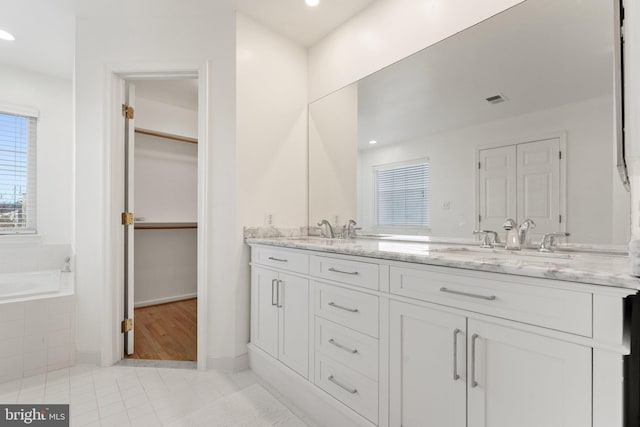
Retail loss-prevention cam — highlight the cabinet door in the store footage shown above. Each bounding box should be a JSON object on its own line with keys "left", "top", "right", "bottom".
{"left": 467, "top": 319, "right": 591, "bottom": 427}
{"left": 278, "top": 272, "right": 309, "bottom": 378}
{"left": 389, "top": 301, "right": 467, "bottom": 427}
{"left": 251, "top": 267, "right": 279, "bottom": 358}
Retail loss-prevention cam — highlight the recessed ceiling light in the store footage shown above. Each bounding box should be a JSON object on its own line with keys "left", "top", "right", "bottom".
{"left": 0, "top": 29, "right": 15, "bottom": 41}
{"left": 369, "top": 140, "right": 377, "bottom": 145}
{"left": 305, "top": 0, "right": 320, "bottom": 7}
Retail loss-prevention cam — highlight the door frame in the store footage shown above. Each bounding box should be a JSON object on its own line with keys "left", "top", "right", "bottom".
{"left": 474, "top": 131, "right": 567, "bottom": 234}
{"left": 105, "top": 61, "right": 209, "bottom": 369}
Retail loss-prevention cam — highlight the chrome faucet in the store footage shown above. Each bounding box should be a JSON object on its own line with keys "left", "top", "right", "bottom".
{"left": 539, "top": 232, "right": 570, "bottom": 252}
{"left": 62, "top": 256, "right": 71, "bottom": 272}
{"left": 341, "top": 219, "right": 360, "bottom": 239}
{"left": 503, "top": 218, "right": 536, "bottom": 250}
{"left": 473, "top": 230, "right": 499, "bottom": 248}
{"left": 518, "top": 219, "right": 536, "bottom": 245}
{"left": 317, "top": 219, "right": 336, "bottom": 239}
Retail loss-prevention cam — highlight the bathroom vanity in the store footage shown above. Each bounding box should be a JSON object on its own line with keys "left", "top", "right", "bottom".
{"left": 247, "top": 237, "right": 637, "bottom": 427}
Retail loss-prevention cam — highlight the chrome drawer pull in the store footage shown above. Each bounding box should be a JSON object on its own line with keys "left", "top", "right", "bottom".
{"left": 329, "top": 338, "right": 358, "bottom": 354}
{"left": 453, "top": 328, "right": 461, "bottom": 381}
{"left": 271, "top": 279, "right": 277, "bottom": 306}
{"left": 440, "top": 287, "right": 496, "bottom": 301}
{"left": 328, "top": 302, "right": 359, "bottom": 313}
{"left": 471, "top": 334, "right": 479, "bottom": 388}
{"left": 268, "top": 257, "right": 288, "bottom": 262}
{"left": 328, "top": 375, "right": 358, "bottom": 394}
{"left": 328, "top": 267, "right": 359, "bottom": 275}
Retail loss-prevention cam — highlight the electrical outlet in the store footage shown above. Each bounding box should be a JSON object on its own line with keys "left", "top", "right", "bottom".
{"left": 265, "top": 211, "right": 274, "bottom": 226}
{"left": 441, "top": 201, "right": 451, "bottom": 210}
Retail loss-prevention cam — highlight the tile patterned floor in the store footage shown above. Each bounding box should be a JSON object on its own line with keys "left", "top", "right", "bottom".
{"left": 0, "top": 365, "right": 309, "bottom": 426}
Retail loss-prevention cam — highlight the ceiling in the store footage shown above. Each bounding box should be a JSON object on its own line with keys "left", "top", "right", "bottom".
{"left": 355, "top": 0, "right": 615, "bottom": 149}
{"left": 0, "top": 0, "right": 377, "bottom": 80}
{"left": 234, "top": 0, "right": 377, "bottom": 47}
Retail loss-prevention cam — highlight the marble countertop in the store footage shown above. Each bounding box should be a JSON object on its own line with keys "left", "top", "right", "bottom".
{"left": 246, "top": 236, "right": 640, "bottom": 290}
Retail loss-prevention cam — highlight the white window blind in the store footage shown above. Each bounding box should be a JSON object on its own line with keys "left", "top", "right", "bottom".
{"left": 0, "top": 112, "right": 37, "bottom": 234}
{"left": 375, "top": 162, "right": 429, "bottom": 227}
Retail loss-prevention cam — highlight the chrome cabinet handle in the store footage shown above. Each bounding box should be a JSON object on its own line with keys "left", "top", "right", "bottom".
{"left": 453, "top": 328, "right": 461, "bottom": 381}
{"left": 277, "top": 280, "right": 283, "bottom": 308}
{"left": 440, "top": 287, "right": 496, "bottom": 301}
{"left": 471, "top": 334, "right": 479, "bottom": 388}
{"left": 328, "top": 267, "right": 359, "bottom": 275}
{"left": 328, "top": 375, "right": 357, "bottom": 394}
{"left": 329, "top": 338, "right": 358, "bottom": 354}
{"left": 268, "top": 256, "right": 288, "bottom": 262}
{"left": 271, "top": 279, "right": 277, "bottom": 306}
{"left": 328, "top": 302, "right": 359, "bottom": 313}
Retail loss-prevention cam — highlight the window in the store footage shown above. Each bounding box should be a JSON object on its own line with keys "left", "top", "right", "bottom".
{"left": 0, "top": 110, "right": 37, "bottom": 234}
{"left": 375, "top": 161, "right": 429, "bottom": 229}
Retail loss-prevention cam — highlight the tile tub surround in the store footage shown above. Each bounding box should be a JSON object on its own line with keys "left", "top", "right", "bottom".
{"left": 0, "top": 295, "right": 75, "bottom": 383}
{"left": 245, "top": 237, "right": 640, "bottom": 289}
{"left": 0, "top": 366, "right": 308, "bottom": 427}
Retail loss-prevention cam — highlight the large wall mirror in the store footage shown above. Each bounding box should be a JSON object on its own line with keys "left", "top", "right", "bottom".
{"left": 309, "top": 0, "right": 630, "bottom": 245}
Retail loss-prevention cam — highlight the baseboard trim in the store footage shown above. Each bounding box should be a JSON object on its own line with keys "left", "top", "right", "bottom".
{"left": 248, "top": 344, "right": 375, "bottom": 427}
{"left": 134, "top": 293, "right": 197, "bottom": 308}
{"left": 206, "top": 353, "right": 249, "bottom": 373}
{"left": 75, "top": 351, "right": 101, "bottom": 366}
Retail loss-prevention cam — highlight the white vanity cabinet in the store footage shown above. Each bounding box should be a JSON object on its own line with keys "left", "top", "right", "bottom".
{"left": 250, "top": 265, "right": 309, "bottom": 378}
{"left": 248, "top": 243, "right": 633, "bottom": 427}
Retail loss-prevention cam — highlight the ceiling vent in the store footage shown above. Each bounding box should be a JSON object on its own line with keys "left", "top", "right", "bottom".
{"left": 486, "top": 93, "right": 508, "bottom": 104}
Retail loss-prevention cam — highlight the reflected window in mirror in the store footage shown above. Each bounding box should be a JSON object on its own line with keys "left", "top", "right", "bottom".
{"left": 373, "top": 160, "right": 430, "bottom": 235}
{"left": 0, "top": 109, "right": 37, "bottom": 234}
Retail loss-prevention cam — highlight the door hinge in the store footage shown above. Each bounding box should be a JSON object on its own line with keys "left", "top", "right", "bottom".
{"left": 559, "top": 214, "right": 562, "bottom": 223}
{"left": 478, "top": 214, "right": 482, "bottom": 223}
{"left": 559, "top": 151, "right": 562, "bottom": 160}
{"left": 121, "top": 212, "right": 134, "bottom": 225}
{"left": 122, "top": 104, "right": 135, "bottom": 119}
{"left": 478, "top": 161, "right": 481, "bottom": 169}
{"left": 121, "top": 318, "right": 133, "bottom": 333}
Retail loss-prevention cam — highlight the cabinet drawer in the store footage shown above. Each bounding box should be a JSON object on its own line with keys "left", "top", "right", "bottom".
{"left": 314, "top": 281, "right": 379, "bottom": 338}
{"left": 310, "top": 255, "right": 379, "bottom": 290}
{"left": 316, "top": 317, "right": 378, "bottom": 381}
{"left": 252, "top": 246, "right": 309, "bottom": 275}
{"left": 390, "top": 265, "right": 592, "bottom": 336}
{"left": 315, "top": 354, "right": 378, "bottom": 424}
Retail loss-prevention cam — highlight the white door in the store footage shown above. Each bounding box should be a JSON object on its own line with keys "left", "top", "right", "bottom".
{"left": 124, "top": 83, "right": 136, "bottom": 355}
{"left": 277, "top": 273, "right": 309, "bottom": 378}
{"left": 389, "top": 300, "right": 467, "bottom": 427}
{"left": 251, "top": 267, "right": 279, "bottom": 358}
{"left": 467, "top": 319, "right": 591, "bottom": 427}
{"left": 478, "top": 146, "right": 517, "bottom": 235}
{"left": 516, "top": 138, "right": 561, "bottom": 240}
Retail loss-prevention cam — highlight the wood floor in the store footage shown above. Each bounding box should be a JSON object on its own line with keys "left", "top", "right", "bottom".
{"left": 126, "top": 298, "right": 197, "bottom": 361}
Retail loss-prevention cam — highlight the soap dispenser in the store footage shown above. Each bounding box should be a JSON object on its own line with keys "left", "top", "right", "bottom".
{"left": 503, "top": 218, "right": 520, "bottom": 250}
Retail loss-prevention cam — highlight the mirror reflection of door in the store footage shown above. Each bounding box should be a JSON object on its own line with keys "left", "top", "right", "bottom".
{"left": 478, "top": 137, "right": 562, "bottom": 242}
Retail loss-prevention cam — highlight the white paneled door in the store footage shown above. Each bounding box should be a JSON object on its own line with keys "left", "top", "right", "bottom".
{"left": 389, "top": 300, "right": 467, "bottom": 427}
{"left": 478, "top": 137, "right": 561, "bottom": 240}
{"left": 467, "top": 319, "right": 591, "bottom": 427}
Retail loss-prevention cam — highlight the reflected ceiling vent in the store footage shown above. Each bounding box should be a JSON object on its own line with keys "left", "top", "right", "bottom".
{"left": 486, "top": 93, "right": 509, "bottom": 104}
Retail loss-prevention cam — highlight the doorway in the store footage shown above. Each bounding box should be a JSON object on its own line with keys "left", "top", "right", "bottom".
{"left": 122, "top": 78, "right": 200, "bottom": 363}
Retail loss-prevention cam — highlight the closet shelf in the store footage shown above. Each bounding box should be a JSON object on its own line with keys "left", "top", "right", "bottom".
{"left": 135, "top": 128, "right": 198, "bottom": 144}
{"left": 135, "top": 221, "right": 197, "bottom": 230}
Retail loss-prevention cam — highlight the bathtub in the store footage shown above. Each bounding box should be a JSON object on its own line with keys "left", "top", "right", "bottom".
{"left": 0, "top": 245, "right": 75, "bottom": 383}
{"left": 0, "top": 270, "right": 62, "bottom": 300}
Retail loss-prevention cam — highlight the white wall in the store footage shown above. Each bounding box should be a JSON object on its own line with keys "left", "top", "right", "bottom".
{"left": 135, "top": 97, "right": 198, "bottom": 140}
{"left": 308, "top": 83, "right": 358, "bottom": 226}
{"left": 74, "top": 8, "right": 238, "bottom": 366}
{"left": 0, "top": 64, "right": 73, "bottom": 245}
{"left": 358, "top": 95, "right": 629, "bottom": 244}
{"left": 308, "top": 0, "right": 524, "bottom": 101}
{"left": 236, "top": 14, "right": 308, "bottom": 356}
